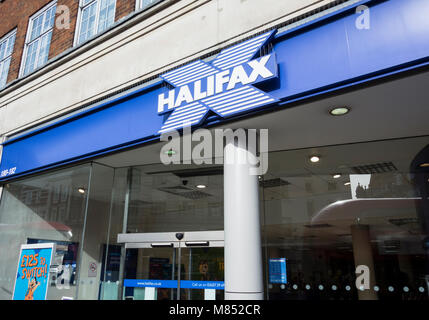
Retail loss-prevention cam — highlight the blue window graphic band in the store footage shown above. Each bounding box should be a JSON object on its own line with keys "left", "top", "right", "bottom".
{"left": 123, "top": 279, "right": 225, "bottom": 290}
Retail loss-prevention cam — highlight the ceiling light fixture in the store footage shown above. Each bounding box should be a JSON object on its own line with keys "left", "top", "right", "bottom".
{"left": 196, "top": 184, "right": 207, "bottom": 189}
{"left": 419, "top": 163, "right": 429, "bottom": 168}
{"left": 310, "top": 156, "right": 320, "bottom": 163}
{"left": 329, "top": 107, "right": 350, "bottom": 116}
{"left": 344, "top": 182, "right": 351, "bottom": 186}
{"left": 333, "top": 174, "right": 341, "bottom": 179}
{"left": 78, "top": 188, "right": 85, "bottom": 194}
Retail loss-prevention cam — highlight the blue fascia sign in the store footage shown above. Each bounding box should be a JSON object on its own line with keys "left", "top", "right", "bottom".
{"left": 1, "top": 0, "right": 429, "bottom": 181}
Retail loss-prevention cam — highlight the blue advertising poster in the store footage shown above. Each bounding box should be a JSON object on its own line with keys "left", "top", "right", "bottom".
{"left": 269, "top": 258, "right": 287, "bottom": 284}
{"left": 12, "top": 243, "right": 55, "bottom": 300}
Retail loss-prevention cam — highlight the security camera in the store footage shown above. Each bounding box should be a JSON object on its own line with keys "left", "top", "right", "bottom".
{"left": 175, "top": 233, "right": 184, "bottom": 240}
{"left": 182, "top": 180, "right": 188, "bottom": 186}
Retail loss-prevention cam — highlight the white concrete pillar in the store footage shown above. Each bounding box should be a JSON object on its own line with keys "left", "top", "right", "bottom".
{"left": 224, "top": 133, "right": 264, "bottom": 300}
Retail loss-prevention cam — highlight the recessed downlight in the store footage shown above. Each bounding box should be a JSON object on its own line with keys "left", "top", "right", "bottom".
{"left": 310, "top": 156, "right": 320, "bottom": 163}
{"left": 196, "top": 184, "right": 207, "bottom": 189}
{"left": 333, "top": 174, "right": 341, "bottom": 179}
{"left": 330, "top": 107, "right": 350, "bottom": 116}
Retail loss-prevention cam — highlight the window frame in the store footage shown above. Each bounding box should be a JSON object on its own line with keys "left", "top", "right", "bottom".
{"left": 135, "top": 0, "right": 163, "bottom": 12}
{"left": 74, "top": 0, "right": 117, "bottom": 47}
{"left": 19, "top": 0, "right": 57, "bottom": 78}
{"left": 0, "top": 28, "right": 17, "bottom": 89}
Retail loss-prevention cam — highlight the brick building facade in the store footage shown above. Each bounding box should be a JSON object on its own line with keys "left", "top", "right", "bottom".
{"left": 0, "top": 0, "right": 136, "bottom": 86}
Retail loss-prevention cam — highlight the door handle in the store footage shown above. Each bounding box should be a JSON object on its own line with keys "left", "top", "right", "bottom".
{"left": 185, "top": 241, "right": 209, "bottom": 247}
{"left": 150, "top": 242, "right": 174, "bottom": 247}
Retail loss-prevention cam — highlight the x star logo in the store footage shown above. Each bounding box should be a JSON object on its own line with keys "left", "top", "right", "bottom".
{"left": 158, "top": 30, "right": 278, "bottom": 133}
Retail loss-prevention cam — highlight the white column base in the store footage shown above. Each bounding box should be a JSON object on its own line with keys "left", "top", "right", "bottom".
{"left": 225, "top": 292, "right": 264, "bottom": 300}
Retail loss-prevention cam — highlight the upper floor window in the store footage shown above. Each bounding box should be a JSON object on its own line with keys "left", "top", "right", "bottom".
{"left": 75, "top": 0, "right": 116, "bottom": 45}
{"left": 136, "top": 0, "right": 162, "bottom": 11}
{"left": 21, "top": 1, "right": 57, "bottom": 77}
{"left": 0, "top": 30, "right": 16, "bottom": 89}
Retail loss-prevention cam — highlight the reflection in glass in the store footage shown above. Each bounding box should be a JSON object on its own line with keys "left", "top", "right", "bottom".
{"left": 126, "top": 165, "right": 224, "bottom": 233}
{"left": 0, "top": 165, "right": 91, "bottom": 300}
{"left": 263, "top": 137, "right": 429, "bottom": 300}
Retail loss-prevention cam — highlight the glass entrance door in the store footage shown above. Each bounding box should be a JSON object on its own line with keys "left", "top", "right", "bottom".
{"left": 118, "top": 231, "right": 224, "bottom": 300}
{"left": 123, "top": 246, "right": 178, "bottom": 300}
{"left": 180, "top": 246, "right": 224, "bottom": 300}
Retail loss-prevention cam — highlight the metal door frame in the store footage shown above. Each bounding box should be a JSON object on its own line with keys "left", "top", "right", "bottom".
{"left": 117, "top": 230, "right": 224, "bottom": 248}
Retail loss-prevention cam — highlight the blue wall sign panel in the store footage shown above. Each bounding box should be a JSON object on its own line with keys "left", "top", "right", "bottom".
{"left": 2, "top": 0, "right": 429, "bottom": 181}
{"left": 269, "top": 258, "right": 287, "bottom": 284}
{"left": 1, "top": 87, "right": 165, "bottom": 179}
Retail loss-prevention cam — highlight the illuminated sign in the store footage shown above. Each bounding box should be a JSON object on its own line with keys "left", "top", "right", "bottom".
{"left": 269, "top": 258, "right": 287, "bottom": 284}
{"left": 158, "top": 30, "right": 278, "bottom": 133}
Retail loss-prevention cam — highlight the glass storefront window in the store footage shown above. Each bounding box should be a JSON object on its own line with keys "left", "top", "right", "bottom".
{"left": 2, "top": 135, "right": 428, "bottom": 301}
{"left": 0, "top": 163, "right": 116, "bottom": 300}
{"left": 262, "top": 136, "right": 429, "bottom": 300}
{"left": 99, "top": 167, "right": 128, "bottom": 300}
{"left": 75, "top": 163, "right": 114, "bottom": 300}
{"left": 126, "top": 164, "right": 224, "bottom": 233}
{"left": 0, "top": 164, "right": 91, "bottom": 300}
